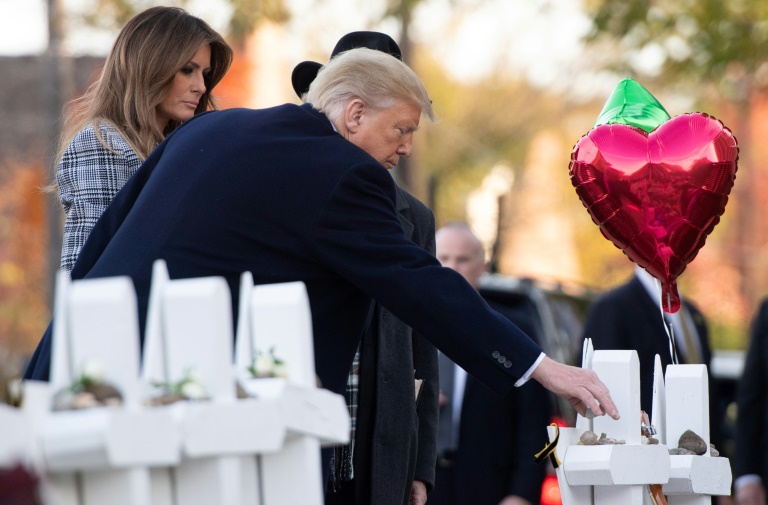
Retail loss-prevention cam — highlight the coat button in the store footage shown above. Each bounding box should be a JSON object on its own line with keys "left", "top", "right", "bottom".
{"left": 497, "top": 356, "right": 506, "bottom": 364}
{"left": 492, "top": 351, "right": 500, "bottom": 358}
{"left": 503, "top": 361, "right": 512, "bottom": 368}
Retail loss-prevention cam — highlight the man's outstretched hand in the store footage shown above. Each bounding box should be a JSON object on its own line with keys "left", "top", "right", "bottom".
{"left": 531, "top": 356, "right": 620, "bottom": 420}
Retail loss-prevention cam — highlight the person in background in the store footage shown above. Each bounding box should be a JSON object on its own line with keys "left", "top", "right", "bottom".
{"left": 292, "top": 32, "right": 439, "bottom": 505}
{"left": 55, "top": 6, "right": 233, "bottom": 273}
{"left": 430, "top": 222, "right": 550, "bottom": 505}
{"left": 734, "top": 299, "right": 768, "bottom": 505}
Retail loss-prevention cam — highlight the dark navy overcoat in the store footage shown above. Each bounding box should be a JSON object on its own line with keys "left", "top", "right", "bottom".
{"left": 25, "top": 104, "right": 541, "bottom": 399}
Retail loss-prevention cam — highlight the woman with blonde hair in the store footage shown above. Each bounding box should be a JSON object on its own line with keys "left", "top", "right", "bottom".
{"left": 56, "top": 6, "right": 233, "bottom": 273}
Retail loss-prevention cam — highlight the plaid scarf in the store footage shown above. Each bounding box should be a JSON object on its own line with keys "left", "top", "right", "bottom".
{"left": 329, "top": 347, "right": 360, "bottom": 490}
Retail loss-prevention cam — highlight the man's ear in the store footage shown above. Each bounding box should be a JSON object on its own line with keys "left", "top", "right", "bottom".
{"left": 344, "top": 99, "right": 365, "bottom": 134}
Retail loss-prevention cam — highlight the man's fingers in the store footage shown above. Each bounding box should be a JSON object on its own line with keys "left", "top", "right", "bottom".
{"left": 532, "top": 357, "right": 621, "bottom": 420}
{"left": 588, "top": 383, "right": 619, "bottom": 420}
{"left": 567, "top": 396, "right": 591, "bottom": 418}
{"left": 576, "top": 393, "right": 604, "bottom": 418}
{"left": 569, "top": 380, "right": 620, "bottom": 420}
{"left": 578, "top": 368, "right": 619, "bottom": 419}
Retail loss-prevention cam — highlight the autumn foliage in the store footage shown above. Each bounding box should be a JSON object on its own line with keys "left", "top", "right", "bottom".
{"left": 0, "top": 160, "right": 50, "bottom": 361}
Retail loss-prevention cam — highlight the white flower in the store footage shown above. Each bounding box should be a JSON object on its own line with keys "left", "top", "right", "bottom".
{"left": 81, "top": 360, "right": 106, "bottom": 383}
{"left": 249, "top": 347, "right": 289, "bottom": 379}
{"left": 255, "top": 354, "right": 275, "bottom": 376}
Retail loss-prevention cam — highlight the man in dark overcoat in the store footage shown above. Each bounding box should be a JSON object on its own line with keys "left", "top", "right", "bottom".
{"left": 25, "top": 48, "right": 619, "bottom": 489}
{"left": 291, "top": 32, "right": 439, "bottom": 505}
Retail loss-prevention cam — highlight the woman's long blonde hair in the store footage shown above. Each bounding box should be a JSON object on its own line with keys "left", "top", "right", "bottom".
{"left": 56, "top": 6, "right": 233, "bottom": 167}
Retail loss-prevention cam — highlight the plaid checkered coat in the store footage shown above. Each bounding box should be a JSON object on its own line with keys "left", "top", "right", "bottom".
{"left": 57, "top": 122, "right": 142, "bottom": 273}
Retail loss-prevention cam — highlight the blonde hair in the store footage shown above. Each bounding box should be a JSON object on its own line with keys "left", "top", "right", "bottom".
{"left": 55, "top": 6, "right": 233, "bottom": 170}
{"left": 304, "top": 47, "right": 434, "bottom": 124}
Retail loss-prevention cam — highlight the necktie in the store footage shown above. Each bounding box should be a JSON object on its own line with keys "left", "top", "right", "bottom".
{"left": 678, "top": 305, "right": 701, "bottom": 364}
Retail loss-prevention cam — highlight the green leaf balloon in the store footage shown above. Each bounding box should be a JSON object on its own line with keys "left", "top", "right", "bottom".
{"left": 594, "top": 78, "right": 671, "bottom": 133}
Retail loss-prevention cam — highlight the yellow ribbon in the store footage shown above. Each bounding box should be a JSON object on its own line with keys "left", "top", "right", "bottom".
{"left": 534, "top": 423, "right": 562, "bottom": 468}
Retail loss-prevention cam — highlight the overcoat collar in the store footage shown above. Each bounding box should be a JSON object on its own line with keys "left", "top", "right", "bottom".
{"left": 300, "top": 102, "right": 335, "bottom": 132}
{"left": 301, "top": 102, "right": 408, "bottom": 232}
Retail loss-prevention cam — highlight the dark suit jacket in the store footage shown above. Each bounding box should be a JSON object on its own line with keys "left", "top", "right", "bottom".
{"left": 24, "top": 104, "right": 540, "bottom": 405}
{"left": 431, "top": 298, "right": 550, "bottom": 505}
{"left": 581, "top": 275, "right": 719, "bottom": 445}
{"left": 734, "top": 299, "right": 768, "bottom": 482}
{"left": 353, "top": 187, "right": 439, "bottom": 504}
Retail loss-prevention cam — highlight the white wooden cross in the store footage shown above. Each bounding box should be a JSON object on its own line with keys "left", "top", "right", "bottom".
{"left": 662, "top": 364, "right": 732, "bottom": 504}
{"left": 551, "top": 339, "right": 732, "bottom": 505}
{"left": 2, "top": 265, "right": 351, "bottom": 504}
{"left": 549, "top": 341, "right": 671, "bottom": 505}
{"left": 235, "top": 272, "right": 350, "bottom": 505}
{"left": 42, "top": 270, "right": 180, "bottom": 505}
{"left": 142, "top": 260, "right": 284, "bottom": 505}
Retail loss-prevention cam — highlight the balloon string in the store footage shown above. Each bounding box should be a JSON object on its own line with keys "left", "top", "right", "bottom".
{"left": 656, "top": 279, "right": 679, "bottom": 365}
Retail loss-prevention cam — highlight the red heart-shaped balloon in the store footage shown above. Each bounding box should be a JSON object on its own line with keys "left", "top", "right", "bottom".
{"left": 570, "top": 113, "right": 738, "bottom": 313}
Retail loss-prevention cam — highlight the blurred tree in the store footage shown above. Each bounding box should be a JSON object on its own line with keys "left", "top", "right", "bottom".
{"left": 586, "top": 0, "right": 768, "bottom": 85}
{"left": 76, "top": 0, "right": 290, "bottom": 45}
{"left": 228, "top": 0, "right": 290, "bottom": 45}
{"left": 44, "top": 0, "right": 69, "bottom": 309}
{"left": 584, "top": 0, "right": 768, "bottom": 323}
{"left": 82, "top": 0, "right": 140, "bottom": 28}
{"left": 0, "top": 161, "right": 49, "bottom": 356}
{"left": 412, "top": 52, "right": 618, "bottom": 282}
{"left": 414, "top": 52, "right": 578, "bottom": 214}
